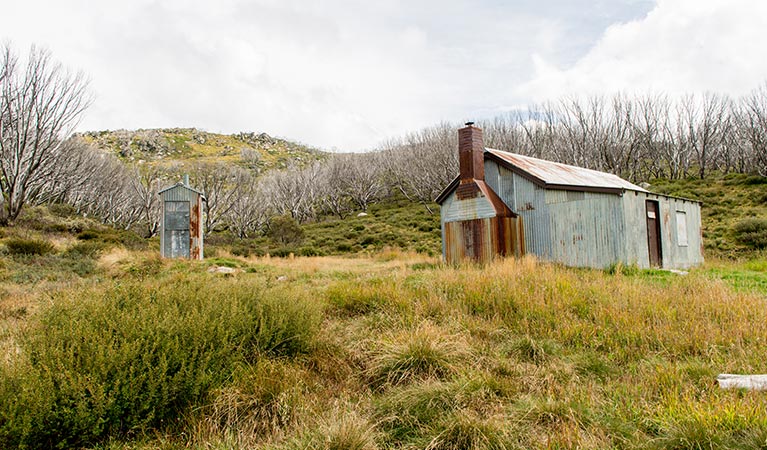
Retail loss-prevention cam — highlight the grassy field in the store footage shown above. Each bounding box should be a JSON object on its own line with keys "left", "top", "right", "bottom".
{"left": 0, "top": 171, "right": 765, "bottom": 449}
{"left": 1, "top": 231, "right": 766, "bottom": 449}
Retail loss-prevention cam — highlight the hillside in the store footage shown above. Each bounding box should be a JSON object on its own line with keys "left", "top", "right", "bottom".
{"left": 76, "top": 128, "right": 327, "bottom": 172}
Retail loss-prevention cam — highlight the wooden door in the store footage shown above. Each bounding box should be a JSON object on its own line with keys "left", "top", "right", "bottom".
{"left": 645, "top": 200, "right": 662, "bottom": 267}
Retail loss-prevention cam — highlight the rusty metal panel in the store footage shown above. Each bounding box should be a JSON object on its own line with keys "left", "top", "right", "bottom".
{"left": 190, "top": 196, "right": 203, "bottom": 260}
{"left": 443, "top": 216, "right": 524, "bottom": 264}
{"left": 440, "top": 189, "right": 497, "bottom": 223}
{"left": 486, "top": 148, "right": 647, "bottom": 192}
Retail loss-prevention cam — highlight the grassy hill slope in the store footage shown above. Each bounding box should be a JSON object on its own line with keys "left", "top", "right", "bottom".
{"left": 77, "top": 128, "right": 327, "bottom": 171}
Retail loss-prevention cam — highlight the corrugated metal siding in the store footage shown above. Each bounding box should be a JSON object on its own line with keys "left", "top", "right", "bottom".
{"left": 622, "top": 191, "right": 703, "bottom": 269}
{"left": 622, "top": 192, "right": 650, "bottom": 267}
{"left": 440, "top": 190, "right": 498, "bottom": 223}
{"left": 442, "top": 159, "right": 703, "bottom": 270}
{"left": 159, "top": 185, "right": 199, "bottom": 202}
{"left": 159, "top": 184, "right": 204, "bottom": 260}
{"left": 513, "top": 175, "right": 552, "bottom": 260}
{"left": 444, "top": 216, "right": 524, "bottom": 263}
{"left": 547, "top": 192, "right": 625, "bottom": 268}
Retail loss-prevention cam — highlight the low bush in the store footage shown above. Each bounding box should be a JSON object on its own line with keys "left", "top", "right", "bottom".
{"left": 4, "top": 238, "right": 55, "bottom": 256}
{"left": 0, "top": 277, "right": 321, "bottom": 448}
{"left": 268, "top": 215, "right": 304, "bottom": 246}
{"left": 733, "top": 217, "right": 767, "bottom": 249}
{"left": 64, "top": 241, "right": 107, "bottom": 258}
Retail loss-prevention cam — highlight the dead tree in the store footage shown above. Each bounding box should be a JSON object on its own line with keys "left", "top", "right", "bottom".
{"left": 0, "top": 44, "right": 91, "bottom": 224}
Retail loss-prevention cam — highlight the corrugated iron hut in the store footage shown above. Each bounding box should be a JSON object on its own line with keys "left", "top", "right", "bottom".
{"left": 436, "top": 123, "right": 703, "bottom": 269}
{"left": 158, "top": 175, "right": 205, "bottom": 260}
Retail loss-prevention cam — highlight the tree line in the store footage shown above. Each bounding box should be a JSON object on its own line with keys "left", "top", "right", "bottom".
{"left": 1, "top": 44, "right": 766, "bottom": 237}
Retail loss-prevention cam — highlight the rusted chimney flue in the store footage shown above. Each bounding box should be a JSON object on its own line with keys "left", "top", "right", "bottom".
{"left": 458, "top": 122, "right": 484, "bottom": 182}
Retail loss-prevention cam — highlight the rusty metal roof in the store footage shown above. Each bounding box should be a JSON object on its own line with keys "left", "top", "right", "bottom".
{"left": 486, "top": 149, "right": 648, "bottom": 193}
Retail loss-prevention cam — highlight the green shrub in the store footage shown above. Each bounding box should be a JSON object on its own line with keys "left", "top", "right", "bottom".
{"left": 0, "top": 277, "right": 321, "bottom": 448}
{"left": 64, "top": 241, "right": 107, "bottom": 258}
{"left": 267, "top": 215, "right": 304, "bottom": 246}
{"left": 231, "top": 245, "right": 251, "bottom": 257}
{"left": 4, "top": 238, "right": 55, "bottom": 256}
{"left": 733, "top": 217, "right": 767, "bottom": 249}
{"left": 76, "top": 230, "right": 100, "bottom": 240}
{"left": 270, "top": 247, "right": 296, "bottom": 258}
{"left": 298, "top": 246, "right": 323, "bottom": 257}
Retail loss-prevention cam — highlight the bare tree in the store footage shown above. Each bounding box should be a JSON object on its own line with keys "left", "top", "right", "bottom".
{"left": 225, "top": 175, "right": 270, "bottom": 239}
{"left": 681, "top": 93, "right": 732, "bottom": 179}
{"left": 260, "top": 162, "right": 321, "bottom": 223}
{"left": 130, "top": 165, "right": 164, "bottom": 237}
{"left": 380, "top": 123, "right": 457, "bottom": 213}
{"left": 188, "top": 162, "right": 246, "bottom": 233}
{"left": 0, "top": 44, "right": 91, "bottom": 224}
{"left": 316, "top": 157, "right": 354, "bottom": 219}
{"left": 737, "top": 84, "right": 767, "bottom": 176}
{"left": 337, "top": 152, "right": 385, "bottom": 211}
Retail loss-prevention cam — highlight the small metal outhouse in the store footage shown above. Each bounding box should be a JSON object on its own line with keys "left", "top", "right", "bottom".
{"left": 158, "top": 175, "right": 204, "bottom": 260}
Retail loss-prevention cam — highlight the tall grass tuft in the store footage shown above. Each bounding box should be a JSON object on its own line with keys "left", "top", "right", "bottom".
{"left": 366, "top": 322, "right": 468, "bottom": 389}
{"left": 0, "top": 276, "right": 321, "bottom": 449}
{"left": 273, "top": 408, "right": 379, "bottom": 450}
{"left": 424, "top": 410, "right": 511, "bottom": 450}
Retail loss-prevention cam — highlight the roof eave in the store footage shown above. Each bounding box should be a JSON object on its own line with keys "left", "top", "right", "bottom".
{"left": 435, "top": 176, "right": 460, "bottom": 204}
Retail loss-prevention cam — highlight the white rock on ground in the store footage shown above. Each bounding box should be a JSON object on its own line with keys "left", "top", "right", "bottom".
{"left": 207, "top": 266, "right": 236, "bottom": 274}
{"left": 717, "top": 374, "right": 767, "bottom": 390}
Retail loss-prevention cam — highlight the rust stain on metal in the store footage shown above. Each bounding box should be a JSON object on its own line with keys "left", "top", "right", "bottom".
{"left": 190, "top": 197, "right": 203, "bottom": 260}
{"left": 444, "top": 216, "right": 525, "bottom": 264}
{"left": 486, "top": 149, "right": 647, "bottom": 193}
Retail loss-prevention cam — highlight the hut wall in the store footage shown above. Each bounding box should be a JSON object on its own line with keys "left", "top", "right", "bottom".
{"left": 443, "top": 216, "right": 524, "bottom": 264}
{"left": 546, "top": 191, "right": 626, "bottom": 269}
{"left": 485, "top": 161, "right": 552, "bottom": 260}
{"left": 623, "top": 192, "right": 703, "bottom": 269}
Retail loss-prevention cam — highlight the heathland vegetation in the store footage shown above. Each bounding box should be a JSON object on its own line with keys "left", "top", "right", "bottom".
{"left": 0, "top": 225, "right": 766, "bottom": 448}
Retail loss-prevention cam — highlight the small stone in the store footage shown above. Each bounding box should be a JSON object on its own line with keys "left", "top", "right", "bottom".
{"left": 357, "top": 212, "right": 368, "bottom": 217}
{"left": 277, "top": 275, "right": 288, "bottom": 281}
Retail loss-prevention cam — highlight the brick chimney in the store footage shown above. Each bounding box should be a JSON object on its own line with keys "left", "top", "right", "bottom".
{"left": 459, "top": 122, "right": 484, "bottom": 182}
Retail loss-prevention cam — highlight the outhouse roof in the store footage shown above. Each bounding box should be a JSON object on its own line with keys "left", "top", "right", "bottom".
{"left": 486, "top": 149, "right": 648, "bottom": 194}
{"left": 158, "top": 182, "right": 206, "bottom": 198}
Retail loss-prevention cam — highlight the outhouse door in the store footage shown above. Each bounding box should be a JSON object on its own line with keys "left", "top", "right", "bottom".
{"left": 645, "top": 200, "right": 662, "bottom": 267}
{"left": 164, "top": 201, "right": 191, "bottom": 258}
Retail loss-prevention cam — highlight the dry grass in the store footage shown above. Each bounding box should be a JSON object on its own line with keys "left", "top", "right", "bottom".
{"left": 1, "top": 251, "right": 766, "bottom": 449}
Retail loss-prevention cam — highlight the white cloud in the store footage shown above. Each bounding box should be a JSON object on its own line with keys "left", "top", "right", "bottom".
{"left": 1, "top": 1, "right": 678, "bottom": 150}
{"left": 517, "top": 0, "right": 767, "bottom": 102}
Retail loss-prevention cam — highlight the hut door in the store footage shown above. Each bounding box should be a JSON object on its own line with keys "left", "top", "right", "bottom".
{"left": 645, "top": 200, "right": 662, "bottom": 267}
{"left": 164, "top": 201, "right": 190, "bottom": 258}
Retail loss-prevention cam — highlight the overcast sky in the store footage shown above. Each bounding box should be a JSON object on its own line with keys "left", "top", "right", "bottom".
{"left": 3, "top": 0, "right": 767, "bottom": 151}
